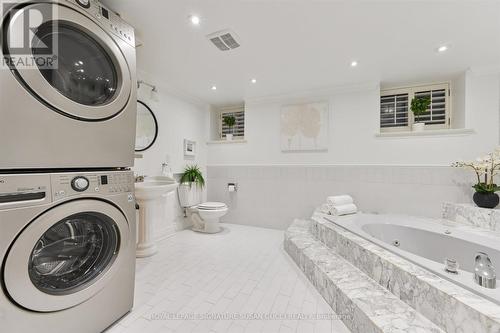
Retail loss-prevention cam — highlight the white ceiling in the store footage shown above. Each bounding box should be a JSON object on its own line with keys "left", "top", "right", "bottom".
{"left": 104, "top": 0, "right": 500, "bottom": 105}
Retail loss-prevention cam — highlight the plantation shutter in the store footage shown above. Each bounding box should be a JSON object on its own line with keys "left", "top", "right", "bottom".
{"left": 413, "top": 87, "right": 448, "bottom": 125}
{"left": 220, "top": 105, "right": 245, "bottom": 138}
{"left": 380, "top": 83, "right": 450, "bottom": 131}
{"left": 380, "top": 93, "right": 409, "bottom": 128}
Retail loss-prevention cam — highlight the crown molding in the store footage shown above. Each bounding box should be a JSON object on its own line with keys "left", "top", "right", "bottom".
{"left": 137, "top": 69, "right": 209, "bottom": 109}
{"left": 244, "top": 81, "right": 380, "bottom": 106}
{"left": 467, "top": 65, "right": 500, "bottom": 76}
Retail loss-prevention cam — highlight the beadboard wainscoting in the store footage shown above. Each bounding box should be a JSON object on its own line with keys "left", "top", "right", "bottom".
{"left": 207, "top": 165, "right": 474, "bottom": 230}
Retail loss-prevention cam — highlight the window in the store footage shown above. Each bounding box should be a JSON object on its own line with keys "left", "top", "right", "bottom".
{"left": 219, "top": 105, "right": 245, "bottom": 139}
{"left": 380, "top": 83, "right": 450, "bottom": 131}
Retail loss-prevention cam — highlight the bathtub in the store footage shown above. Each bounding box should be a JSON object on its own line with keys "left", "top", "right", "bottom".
{"left": 324, "top": 213, "right": 500, "bottom": 305}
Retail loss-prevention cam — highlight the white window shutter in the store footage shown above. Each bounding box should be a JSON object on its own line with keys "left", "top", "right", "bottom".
{"left": 220, "top": 105, "right": 245, "bottom": 139}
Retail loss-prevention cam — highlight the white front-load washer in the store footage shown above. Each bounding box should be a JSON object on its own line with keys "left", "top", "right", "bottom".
{"left": 0, "top": 170, "right": 136, "bottom": 332}
{"left": 0, "top": 0, "right": 137, "bottom": 170}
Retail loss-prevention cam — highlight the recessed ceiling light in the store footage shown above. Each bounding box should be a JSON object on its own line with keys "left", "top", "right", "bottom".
{"left": 437, "top": 45, "right": 448, "bottom": 53}
{"left": 189, "top": 15, "right": 200, "bottom": 26}
{"left": 351, "top": 61, "right": 358, "bottom": 67}
{"left": 211, "top": 85, "right": 217, "bottom": 91}
{"left": 251, "top": 78, "right": 257, "bottom": 84}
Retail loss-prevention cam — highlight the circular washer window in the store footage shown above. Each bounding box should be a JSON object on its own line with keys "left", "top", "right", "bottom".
{"left": 28, "top": 212, "right": 120, "bottom": 295}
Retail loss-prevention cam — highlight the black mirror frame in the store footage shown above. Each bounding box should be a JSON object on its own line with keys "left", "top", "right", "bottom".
{"left": 135, "top": 100, "right": 159, "bottom": 152}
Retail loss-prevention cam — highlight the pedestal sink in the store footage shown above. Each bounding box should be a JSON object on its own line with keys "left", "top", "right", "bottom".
{"left": 135, "top": 177, "right": 178, "bottom": 257}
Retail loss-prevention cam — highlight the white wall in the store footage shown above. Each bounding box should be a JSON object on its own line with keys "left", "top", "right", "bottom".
{"left": 208, "top": 72, "right": 499, "bottom": 166}
{"left": 133, "top": 71, "right": 209, "bottom": 240}
{"left": 207, "top": 71, "right": 500, "bottom": 229}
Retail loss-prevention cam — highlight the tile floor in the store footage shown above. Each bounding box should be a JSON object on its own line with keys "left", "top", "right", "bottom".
{"left": 106, "top": 223, "right": 350, "bottom": 333}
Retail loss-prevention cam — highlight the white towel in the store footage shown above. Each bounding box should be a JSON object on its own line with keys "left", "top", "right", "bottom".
{"left": 318, "top": 203, "right": 333, "bottom": 215}
{"left": 331, "top": 203, "right": 358, "bottom": 216}
{"left": 327, "top": 195, "right": 354, "bottom": 206}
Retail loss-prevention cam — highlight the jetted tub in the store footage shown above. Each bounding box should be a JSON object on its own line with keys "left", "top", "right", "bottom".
{"left": 325, "top": 213, "right": 500, "bottom": 305}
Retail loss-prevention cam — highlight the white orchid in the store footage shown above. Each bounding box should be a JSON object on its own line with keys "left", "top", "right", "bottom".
{"left": 453, "top": 148, "right": 500, "bottom": 193}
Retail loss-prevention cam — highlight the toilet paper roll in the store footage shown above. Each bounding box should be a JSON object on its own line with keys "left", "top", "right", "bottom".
{"left": 228, "top": 185, "right": 236, "bottom": 192}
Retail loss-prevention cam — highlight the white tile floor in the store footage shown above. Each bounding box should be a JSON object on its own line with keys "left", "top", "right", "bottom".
{"left": 107, "top": 223, "right": 350, "bottom": 333}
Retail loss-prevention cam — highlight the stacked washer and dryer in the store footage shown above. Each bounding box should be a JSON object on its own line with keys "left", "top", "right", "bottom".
{"left": 0, "top": 0, "right": 137, "bottom": 332}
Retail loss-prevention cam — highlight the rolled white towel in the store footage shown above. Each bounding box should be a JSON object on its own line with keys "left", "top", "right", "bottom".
{"left": 327, "top": 195, "right": 354, "bottom": 206}
{"left": 318, "top": 203, "right": 333, "bottom": 215}
{"left": 330, "top": 203, "right": 358, "bottom": 216}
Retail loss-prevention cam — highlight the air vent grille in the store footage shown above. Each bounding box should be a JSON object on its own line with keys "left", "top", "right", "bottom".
{"left": 207, "top": 30, "right": 241, "bottom": 51}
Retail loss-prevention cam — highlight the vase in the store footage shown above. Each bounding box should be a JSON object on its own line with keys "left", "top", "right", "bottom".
{"left": 473, "top": 192, "right": 500, "bottom": 209}
{"left": 412, "top": 122, "right": 425, "bottom": 132}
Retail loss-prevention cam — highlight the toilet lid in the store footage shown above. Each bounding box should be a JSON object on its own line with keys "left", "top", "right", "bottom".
{"left": 198, "top": 202, "right": 227, "bottom": 210}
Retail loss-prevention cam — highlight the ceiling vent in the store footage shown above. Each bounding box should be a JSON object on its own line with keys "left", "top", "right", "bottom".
{"left": 207, "top": 29, "right": 241, "bottom": 51}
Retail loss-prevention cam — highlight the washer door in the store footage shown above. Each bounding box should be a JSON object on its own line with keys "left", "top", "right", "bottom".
{"left": 3, "top": 3, "right": 131, "bottom": 121}
{"left": 3, "top": 200, "right": 130, "bottom": 312}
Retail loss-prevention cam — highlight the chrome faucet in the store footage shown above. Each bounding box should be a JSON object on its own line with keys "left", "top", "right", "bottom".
{"left": 474, "top": 252, "right": 496, "bottom": 289}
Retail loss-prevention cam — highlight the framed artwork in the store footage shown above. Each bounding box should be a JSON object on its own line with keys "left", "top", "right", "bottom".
{"left": 184, "top": 139, "right": 196, "bottom": 157}
{"left": 281, "top": 101, "right": 329, "bottom": 151}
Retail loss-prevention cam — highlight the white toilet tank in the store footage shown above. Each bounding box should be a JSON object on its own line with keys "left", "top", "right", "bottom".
{"left": 178, "top": 184, "right": 202, "bottom": 208}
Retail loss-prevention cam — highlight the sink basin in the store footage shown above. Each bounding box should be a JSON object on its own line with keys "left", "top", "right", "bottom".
{"left": 134, "top": 177, "right": 178, "bottom": 258}
{"left": 135, "top": 178, "right": 178, "bottom": 201}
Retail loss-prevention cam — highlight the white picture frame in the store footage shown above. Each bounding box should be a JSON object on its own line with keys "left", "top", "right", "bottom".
{"left": 183, "top": 139, "right": 196, "bottom": 157}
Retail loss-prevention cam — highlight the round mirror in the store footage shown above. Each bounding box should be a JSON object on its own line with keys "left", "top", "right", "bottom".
{"left": 135, "top": 100, "right": 158, "bottom": 152}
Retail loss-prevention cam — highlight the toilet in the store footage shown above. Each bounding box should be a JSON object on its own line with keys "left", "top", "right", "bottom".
{"left": 178, "top": 185, "right": 228, "bottom": 233}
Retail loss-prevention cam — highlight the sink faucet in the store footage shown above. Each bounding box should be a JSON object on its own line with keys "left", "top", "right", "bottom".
{"left": 474, "top": 252, "right": 496, "bottom": 289}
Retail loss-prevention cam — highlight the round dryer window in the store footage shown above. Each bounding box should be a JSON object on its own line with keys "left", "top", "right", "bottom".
{"left": 2, "top": 3, "right": 132, "bottom": 121}
{"left": 3, "top": 200, "right": 130, "bottom": 312}
{"left": 32, "top": 23, "right": 118, "bottom": 107}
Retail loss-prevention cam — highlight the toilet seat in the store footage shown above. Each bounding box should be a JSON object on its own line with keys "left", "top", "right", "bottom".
{"left": 197, "top": 202, "right": 227, "bottom": 210}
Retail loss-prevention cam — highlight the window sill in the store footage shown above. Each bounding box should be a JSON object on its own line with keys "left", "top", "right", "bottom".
{"left": 375, "top": 128, "right": 475, "bottom": 138}
{"left": 207, "top": 139, "right": 248, "bottom": 145}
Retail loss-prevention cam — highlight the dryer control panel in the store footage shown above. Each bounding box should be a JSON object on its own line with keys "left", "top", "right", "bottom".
{"left": 67, "top": 0, "right": 136, "bottom": 47}
{"left": 51, "top": 170, "right": 134, "bottom": 201}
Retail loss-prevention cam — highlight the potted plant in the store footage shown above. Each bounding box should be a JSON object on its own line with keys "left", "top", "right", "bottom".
{"left": 179, "top": 165, "right": 205, "bottom": 188}
{"left": 453, "top": 149, "right": 500, "bottom": 208}
{"left": 178, "top": 165, "right": 205, "bottom": 207}
{"left": 410, "top": 96, "right": 431, "bottom": 132}
{"left": 222, "top": 115, "right": 236, "bottom": 141}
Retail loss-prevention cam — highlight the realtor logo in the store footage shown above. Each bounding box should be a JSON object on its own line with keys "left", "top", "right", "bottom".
{"left": 1, "top": 1, "right": 58, "bottom": 70}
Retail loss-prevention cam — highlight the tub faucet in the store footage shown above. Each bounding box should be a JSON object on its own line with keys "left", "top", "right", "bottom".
{"left": 474, "top": 252, "right": 496, "bottom": 289}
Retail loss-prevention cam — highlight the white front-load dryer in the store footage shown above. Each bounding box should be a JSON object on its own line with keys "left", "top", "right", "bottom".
{"left": 0, "top": 170, "right": 136, "bottom": 332}
{"left": 0, "top": 0, "right": 137, "bottom": 170}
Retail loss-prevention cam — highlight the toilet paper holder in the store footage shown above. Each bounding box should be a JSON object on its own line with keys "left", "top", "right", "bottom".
{"left": 228, "top": 183, "right": 238, "bottom": 192}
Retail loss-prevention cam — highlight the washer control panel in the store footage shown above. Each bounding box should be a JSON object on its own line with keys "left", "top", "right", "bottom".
{"left": 68, "top": 0, "right": 135, "bottom": 47}
{"left": 52, "top": 171, "right": 134, "bottom": 201}
{"left": 71, "top": 176, "right": 90, "bottom": 192}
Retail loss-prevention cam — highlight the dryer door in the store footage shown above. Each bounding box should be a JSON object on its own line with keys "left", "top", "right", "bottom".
{"left": 3, "top": 200, "right": 130, "bottom": 312}
{"left": 3, "top": 3, "right": 132, "bottom": 121}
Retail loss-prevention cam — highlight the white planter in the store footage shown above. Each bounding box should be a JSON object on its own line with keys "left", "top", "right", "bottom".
{"left": 226, "top": 134, "right": 233, "bottom": 141}
{"left": 412, "top": 122, "right": 425, "bottom": 132}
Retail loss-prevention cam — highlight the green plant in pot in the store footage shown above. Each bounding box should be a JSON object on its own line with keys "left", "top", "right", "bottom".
{"left": 410, "top": 96, "right": 431, "bottom": 132}
{"left": 179, "top": 165, "right": 205, "bottom": 188}
{"left": 178, "top": 165, "right": 205, "bottom": 212}
{"left": 222, "top": 115, "right": 236, "bottom": 141}
{"left": 453, "top": 149, "right": 500, "bottom": 208}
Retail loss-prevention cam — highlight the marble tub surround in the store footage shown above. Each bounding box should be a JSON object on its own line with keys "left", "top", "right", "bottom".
{"left": 442, "top": 202, "right": 500, "bottom": 231}
{"left": 311, "top": 211, "right": 500, "bottom": 333}
{"left": 285, "top": 219, "right": 444, "bottom": 333}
